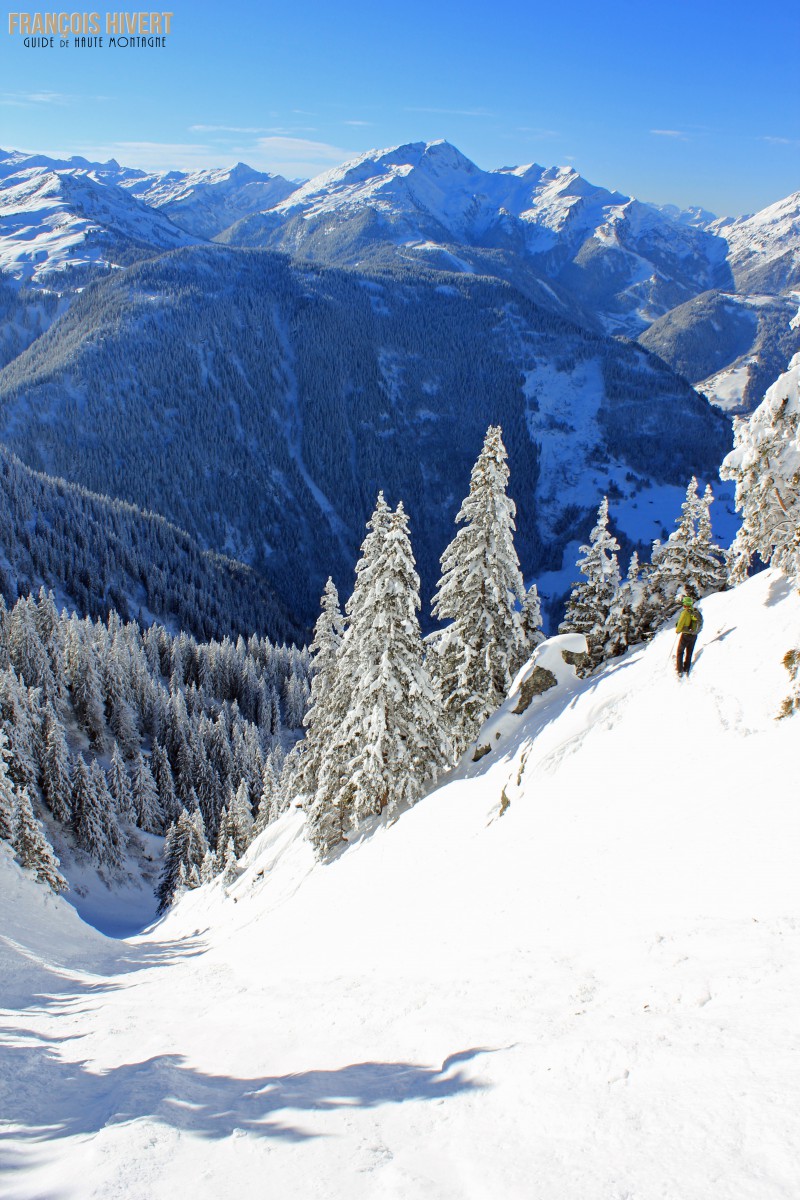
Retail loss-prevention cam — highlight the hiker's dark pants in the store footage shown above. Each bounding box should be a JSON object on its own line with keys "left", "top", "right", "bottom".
{"left": 677, "top": 633, "right": 697, "bottom": 675}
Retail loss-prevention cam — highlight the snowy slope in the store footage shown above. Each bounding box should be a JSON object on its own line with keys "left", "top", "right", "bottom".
{"left": 0, "top": 147, "right": 140, "bottom": 184}
{"left": 717, "top": 191, "right": 800, "bottom": 294}
{"left": 121, "top": 163, "right": 297, "bottom": 238}
{"left": 640, "top": 289, "right": 800, "bottom": 414}
{"left": 0, "top": 167, "right": 197, "bottom": 284}
{"left": 0, "top": 149, "right": 294, "bottom": 265}
{"left": 3, "top": 569, "right": 799, "bottom": 1199}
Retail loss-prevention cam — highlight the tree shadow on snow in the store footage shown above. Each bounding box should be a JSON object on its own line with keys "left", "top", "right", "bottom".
{"left": 765, "top": 573, "right": 793, "bottom": 607}
{"left": 0, "top": 1043, "right": 492, "bottom": 1157}
{"left": 0, "top": 931, "right": 208, "bottom": 1014}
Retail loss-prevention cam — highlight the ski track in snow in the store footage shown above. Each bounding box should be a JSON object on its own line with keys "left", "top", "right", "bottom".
{"left": 2, "top": 571, "right": 800, "bottom": 1199}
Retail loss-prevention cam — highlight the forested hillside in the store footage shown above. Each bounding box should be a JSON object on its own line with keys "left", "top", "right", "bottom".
{"left": 0, "top": 245, "right": 731, "bottom": 622}
{"left": 0, "top": 444, "right": 298, "bottom": 643}
{"left": 0, "top": 587, "right": 310, "bottom": 915}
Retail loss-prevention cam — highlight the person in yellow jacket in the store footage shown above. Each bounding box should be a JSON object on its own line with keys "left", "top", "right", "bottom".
{"left": 676, "top": 595, "right": 702, "bottom": 677}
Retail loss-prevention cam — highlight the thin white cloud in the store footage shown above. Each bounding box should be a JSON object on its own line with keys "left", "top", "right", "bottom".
{"left": 62, "top": 141, "right": 221, "bottom": 171}
{"left": 190, "top": 124, "right": 273, "bottom": 134}
{"left": 41, "top": 135, "right": 354, "bottom": 177}
{"left": 762, "top": 135, "right": 800, "bottom": 147}
{"left": 516, "top": 127, "right": 560, "bottom": 139}
{"left": 343, "top": 120, "right": 374, "bottom": 127}
{"left": 651, "top": 129, "right": 689, "bottom": 140}
{"left": 405, "top": 106, "right": 493, "bottom": 118}
{"left": 190, "top": 123, "right": 318, "bottom": 138}
{"left": 253, "top": 136, "right": 351, "bottom": 160}
{"left": 0, "top": 90, "right": 78, "bottom": 107}
{"left": 248, "top": 136, "right": 354, "bottom": 178}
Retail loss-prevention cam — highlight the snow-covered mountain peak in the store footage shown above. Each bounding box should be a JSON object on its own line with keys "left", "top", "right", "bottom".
{"left": 267, "top": 139, "right": 511, "bottom": 245}
{"left": 0, "top": 147, "right": 136, "bottom": 184}
{"left": 275, "top": 139, "right": 478, "bottom": 210}
{"left": 724, "top": 189, "right": 800, "bottom": 247}
{"left": 123, "top": 162, "right": 287, "bottom": 206}
{"left": 0, "top": 164, "right": 197, "bottom": 283}
{"left": 111, "top": 162, "right": 298, "bottom": 238}
{"left": 716, "top": 190, "right": 800, "bottom": 294}
{"left": 651, "top": 202, "right": 720, "bottom": 230}
{"left": 495, "top": 161, "right": 546, "bottom": 183}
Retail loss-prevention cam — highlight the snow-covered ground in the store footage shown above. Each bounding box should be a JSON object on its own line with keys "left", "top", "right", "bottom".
{"left": 2, "top": 569, "right": 799, "bottom": 1199}
{"left": 700, "top": 357, "right": 758, "bottom": 412}
{"left": 719, "top": 190, "right": 800, "bottom": 290}
{"left": 0, "top": 167, "right": 195, "bottom": 284}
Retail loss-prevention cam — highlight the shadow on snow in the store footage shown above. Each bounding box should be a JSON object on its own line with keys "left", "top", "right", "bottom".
{"left": 0, "top": 931, "right": 208, "bottom": 1014}
{"left": 0, "top": 1044, "right": 492, "bottom": 1156}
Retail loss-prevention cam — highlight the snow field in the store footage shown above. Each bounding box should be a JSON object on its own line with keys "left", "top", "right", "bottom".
{"left": 2, "top": 570, "right": 800, "bottom": 1199}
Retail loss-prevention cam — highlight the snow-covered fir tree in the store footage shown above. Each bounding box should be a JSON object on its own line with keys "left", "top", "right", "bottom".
{"left": 107, "top": 742, "right": 134, "bottom": 821}
{"left": 89, "top": 760, "right": 123, "bottom": 869}
{"left": 221, "top": 836, "right": 238, "bottom": 886}
{"left": 306, "top": 496, "right": 449, "bottom": 857}
{"left": 229, "top": 779, "right": 254, "bottom": 856}
{"left": 720, "top": 359, "right": 800, "bottom": 588}
{"left": 254, "top": 756, "right": 279, "bottom": 836}
{"left": 0, "top": 727, "right": 17, "bottom": 843}
{"left": 0, "top": 669, "right": 41, "bottom": 794}
{"left": 520, "top": 583, "right": 546, "bottom": 652}
{"left": 649, "top": 477, "right": 700, "bottom": 608}
{"left": 40, "top": 703, "right": 73, "bottom": 824}
{"left": 295, "top": 498, "right": 393, "bottom": 855}
{"left": 71, "top": 754, "right": 122, "bottom": 866}
{"left": 131, "top": 752, "right": 162, "bottom": 835}
{"left": 65, "top": 623, "right": 106, "bottom": 746}
{"left": 6, "top": 597, "right": 55, "bottom": 698}
{"left": 103, "top": 639, "right": 140, "bottom": 760}
{"left": 560, "top": 497, "right": 621, "bottom": 671}
{"left": 289, "top": 578, "right": 345, "bottom": 816}
{"left": 151, "top": 742, "right": 180, "bottom": 829}
{"left": 648, "top": 478, "right": 725, "bottom": 609}
{"left": 156, "top": 808, "right": 208, "bottom": 912}
{"left": 430, "top": 426, "right": 527, "bottom": 754}
{"left": 12, "top": 786, "right": 68, "bottom": 893}
{"left": 605, "top": 552, "right": 646, "bottom": 659}
{"left": 214, "top": 803, "right": 233, "bottom": 861}
{"left": 281, "top": 672, "right": 307, "bottom": 729}
{"left": 200, "top": 846, "right": 218, "bottom": 884}
{"left": 695, "top": 484, "right": 728, "bottom": 594}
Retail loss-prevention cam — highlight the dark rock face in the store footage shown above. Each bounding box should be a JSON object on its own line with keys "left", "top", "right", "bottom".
{"left": 512, "top": 666, "right": 558, "bottom": 714}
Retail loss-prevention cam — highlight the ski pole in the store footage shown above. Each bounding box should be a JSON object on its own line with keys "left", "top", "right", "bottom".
{"left": 666, "top": 635, "right": 677, "bottom": 666}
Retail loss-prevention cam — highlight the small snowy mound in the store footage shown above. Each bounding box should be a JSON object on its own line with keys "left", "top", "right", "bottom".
{"left": 471, "top": 631, "right": 588, "bottom": 763}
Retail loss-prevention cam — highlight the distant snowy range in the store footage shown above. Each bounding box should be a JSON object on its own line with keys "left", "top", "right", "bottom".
{"left": 1, "top": 138, "right": 800, "bottom": 1199}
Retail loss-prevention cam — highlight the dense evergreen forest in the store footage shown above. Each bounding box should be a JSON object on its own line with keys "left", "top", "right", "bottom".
{"left": 0, "top": 444, "right": 298, "bottom": 644}
{"left": 0, "top": 586, "right": 310, "bottom": 901}
{"left": 0, "top": 247, "right": 731, "bottom": 624}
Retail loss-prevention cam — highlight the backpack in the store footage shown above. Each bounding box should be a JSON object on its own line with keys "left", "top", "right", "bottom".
{"left": 689, "top": 607, "right": 703, "bottom": 634}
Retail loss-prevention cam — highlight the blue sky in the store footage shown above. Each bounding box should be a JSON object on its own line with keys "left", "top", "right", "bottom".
{"left": 1, "top": 0, "right": 798, "bottom": 215}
